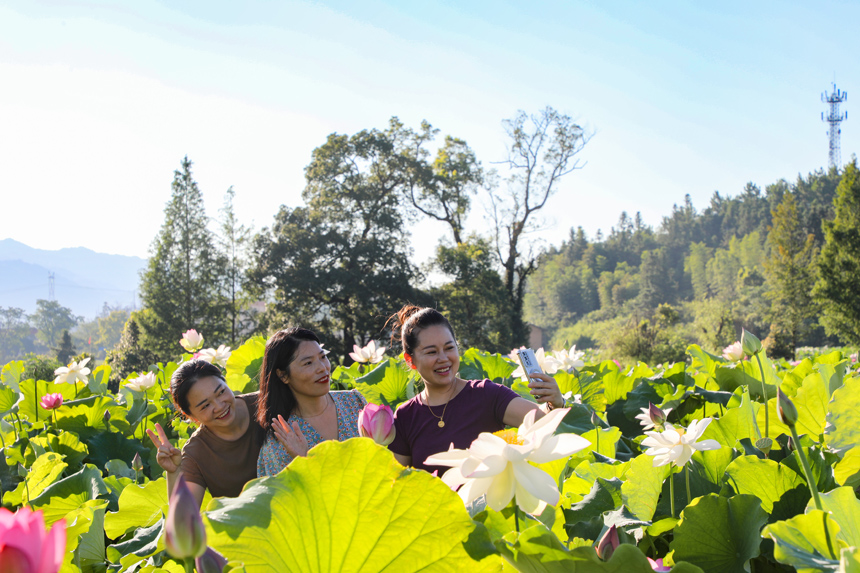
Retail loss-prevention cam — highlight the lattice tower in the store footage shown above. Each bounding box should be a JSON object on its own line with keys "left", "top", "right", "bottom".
{"left": 822, "top": 83, "right": 847, "bottom": 169}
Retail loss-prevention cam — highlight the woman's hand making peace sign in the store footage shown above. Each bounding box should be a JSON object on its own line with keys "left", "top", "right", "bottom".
{"left": 146, "top": 422, "right": 181, "bottom": 474}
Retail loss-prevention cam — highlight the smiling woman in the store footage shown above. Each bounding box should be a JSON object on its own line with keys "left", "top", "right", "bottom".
{"left": 147, "top": 359, "right": 265, "bottom": 506}
{"left": 255, "top": 327, "right": 366, "bottom": 477}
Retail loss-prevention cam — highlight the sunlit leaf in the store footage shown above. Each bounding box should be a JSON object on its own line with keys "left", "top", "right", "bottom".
{"left": 225, "top": 336, "right": 265, "bottom": 394}
{"left": 621, "top": 453, "right": 669, "bottom": 521}
{"left": 104, "top": 478, "right": 169, "bottom": 539}
{"left": 762, "top": 510, "right": 841, "bottom": 572}
{"left": 824, "top": 376, "right": 860, "bottom": 455}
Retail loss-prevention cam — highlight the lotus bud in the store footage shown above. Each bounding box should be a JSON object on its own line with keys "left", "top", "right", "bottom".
{"left": 721, "top": 341, "right": 744, "bottom": 362}
{"left": 648, "top": 403, "right": 667, "bottom": 428}
{"left": 180, "top": 329, "right": 204, "bottom": 353}
{"left": 195, "top": 547, "right": 229, "bottom": 573}
{"left": 776, "top": 388, "right": 799, "bottom": 428}
{"left": 358, "top": 404, "right": 396, "bottom": 446}
{"left": 103, "top": 410, "right": 111, "bottom": 423}
{"left": 131, "top": 452, "right": 144, "bottom": 473}
{"left": 590, "top": 410, "right": 601, "bottom": 427}
{"left": 39, "top": 393, "right": 63, "bottom": 410}
{"left": 740, "top": 329, "right": 762, "bottom": 357}
{"left": 596, "top": 524, "right": 619, "bottom": 561}
{"left": 164, "top": 475, "right": 206, "bottom": 559}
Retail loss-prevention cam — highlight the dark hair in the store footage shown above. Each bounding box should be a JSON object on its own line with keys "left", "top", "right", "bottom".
{"left": 257, "top": 327, "right": 322, "bottom": 431}
{"left": 170, "top": 359, "right": 227, "bottom": 418}
{"left": 388, "top": 305, "right": 456, "bottom": 357}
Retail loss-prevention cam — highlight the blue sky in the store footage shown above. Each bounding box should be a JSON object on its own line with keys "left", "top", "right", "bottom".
{"left": 1, "top": 0, "right": 857, "bottom": 265}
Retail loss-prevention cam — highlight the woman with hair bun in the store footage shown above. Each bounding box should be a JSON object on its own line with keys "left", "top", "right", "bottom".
{"left": 147, "top": 359, "right": 265, "bottom": 506}
{"left": 387, "top": 305, "right": 564, "bottom": 473}
{"left": 256, "top": 327, "right": 366, "bottom": 476}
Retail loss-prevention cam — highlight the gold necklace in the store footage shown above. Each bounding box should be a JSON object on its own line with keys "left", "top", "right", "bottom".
{"left": 425, "top": 381, "right": 457, "bottom": 428}
{"left": 299, "top": 395, "right": 331, "bottom": 419}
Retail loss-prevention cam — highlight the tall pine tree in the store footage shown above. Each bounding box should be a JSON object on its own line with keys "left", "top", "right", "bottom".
{"left": 138, "top": 157, "right": 226, "bottom": 356}
{"left": 814, "top": 159, "right": 860, "bottom": 345}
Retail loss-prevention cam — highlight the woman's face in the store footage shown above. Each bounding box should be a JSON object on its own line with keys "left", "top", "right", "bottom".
{"left": 408, "top": 324, "right": 459, "bottom": 388}
{"left": 279, "top": 340, "right": 331, "bottom": 399}
{"left": 185, "top": 376, "right": 237, "bottom": 428}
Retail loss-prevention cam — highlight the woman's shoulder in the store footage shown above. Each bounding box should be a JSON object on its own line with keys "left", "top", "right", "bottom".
{"left": 330, "top": 389, "right": 367, "bottom": 409}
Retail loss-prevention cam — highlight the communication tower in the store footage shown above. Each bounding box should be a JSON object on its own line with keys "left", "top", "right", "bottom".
{"left": 822, "top": 83, "right": 847, "bottom": 169}
{"left": 48, "top": 272, "right": 55, "bottom": 300}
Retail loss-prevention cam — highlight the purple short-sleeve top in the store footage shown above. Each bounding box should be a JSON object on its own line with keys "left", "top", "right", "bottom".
{"left": 388, "top": 379, "right": 519, "bottom": 473}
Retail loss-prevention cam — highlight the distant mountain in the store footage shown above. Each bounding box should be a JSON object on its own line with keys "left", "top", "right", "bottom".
{"left": 0, "top": 239, "right": 147, "bottom": 319}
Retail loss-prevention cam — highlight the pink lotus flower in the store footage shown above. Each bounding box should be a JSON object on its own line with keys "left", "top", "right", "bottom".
{"left": 164, "top": 475, "right": 206, "bottom": 559}
{"left": 180, "top": 329, "right": 204, "bottom": 353}
{"left": 596, "top": 524, "right": 619, "bottom": 560}
{"left": 648, "top": 557, "right": 671, "bottom": 572}
{"left": 39, "top": 394, "right": 63, "bottom": 411}
{"left": 195, "top": 547, "right": 228, "bottom": 573}
{"left": 722, "top": 341, "right": 744, "bottom": 362}
{"left": 0, "top": 507, "right": 66, "bottom": 573}
{"left": 358, "top": 404, "right": 396, "bottom": 446}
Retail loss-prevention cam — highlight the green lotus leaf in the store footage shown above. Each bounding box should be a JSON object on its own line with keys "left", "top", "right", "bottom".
{"left": 574, "top": 460, "right": 630, "bottom": 484}
{"left": 567, "top": 368, "right": 608, "bottom": 413}
{"left": 56, "top": 396, "right": 130, "bottom": 439}
{"left": 817, "top": 486, "right": 860, "bottom": 548}
{"left": 825, "top": 376, "right": 860, "bottom": 455}
{"left": 29, "top": 465, "right": 108, "bottom": 526}
{"left": 816, "top": 361, "right": 850, "bottom": 397}
{"left": 578, "top": 426, "right": 621, "bottom": 460}
{"left": 562, "top": 477, "right": 622, "bottom": 541}
{"left": 1, "top": 360, "right": 25, "bottom": 391}
{"left": 602, "top": 365, "right": 645, "bottom": 405}
{"left": 0, "top": 385, "right": 18, "bottom": 417}
{"left": 701, "top": 391, "right": 759, "bottom": 448}
{"left": 106, "top": 518, "right": 165, "bottom": 567}
{"left": 499, "top": 524, "right": 703, "bottom": 573}
{"left": 85, "top": 429, "right": 150, "bottom": 469}
{"left": 834, "top": 447, "right": 860, "bottom": 487}
{"left": 30, "top": 431, "right": 89, "bottom": 469}
{"left": 225, "top": 336, "right": 265, "bottom": 394}
{"left": 782, "top": 445, "right": 839, "bottom": 494}
{"left": 621, "top": 453, "right": 669, "bottom": 522}
{"left": 622, "top": 379, "right": 674, "bottom": 421}
{"left": 205, "top": 439, "right": 496, "bottom": 572}
{"left": 104, "top": 478, "right": 169, "bottom": 539}
{"left": 670, "top": 494, "right": 768, "bottom": 573}
{"left": 18, "top": 378, "right": 79, "bottom": 423}
{"left": 689, "top": 447, "right": 735, "bottom": 492}
{"left": 3, "top": 451, "right": 67, "bottom": 506}
{"left": 724, "top": 455, "right": 808, "bottom": 520}
{"left": 758, "top": 370, "right": 829, "bottom": 442}
{"left": 76, "top": 503, "right": 107, "bottom": 572}
{"left": 459, "top": 348, "right": 515, "bottom": 383}
{"left": 782, "top": 359, "right": 815, "bottom": 396}
{"left": 354, "top": 358, "right": 416, "bottom": 406}
{"left": 761, "top": 510, "right": 841, "bottom": 572}
{"left": 688, "top": 344, "right": 722, "bottom": 377}
{"left": 88, "top": 363, "right": 111, "bottom": 394}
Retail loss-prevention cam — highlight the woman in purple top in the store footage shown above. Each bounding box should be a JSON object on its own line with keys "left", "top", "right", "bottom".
{"left": 387, "top": 305, "right": 565, "bottom": 474}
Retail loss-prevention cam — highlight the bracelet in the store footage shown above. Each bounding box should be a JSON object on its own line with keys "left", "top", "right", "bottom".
{"left": 543, "top": 401, "right": 554, "bottom": 412}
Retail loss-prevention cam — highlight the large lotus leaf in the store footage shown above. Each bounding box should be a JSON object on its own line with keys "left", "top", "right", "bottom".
{"left": 498, "top": 524, "right": 704, "bottom": 573}
{"left": 687, "top": 345, "right": 722, "bottom": 378}
{"left": 701, "top": 391, "right": 760, "bottom": 448}
{"left": 1, "top": 360, "right": 25, "bottom": 391}
{"left": 459, "top": 348, "right": 516, "bottom": 383}
{"left": 29, "top": 465, "right": 108, "bottom": 526}
{"left": 817, "top": 486, "right": 860, "bottom": 549}
{"left": 621, "top": 453, "right": 669, "bottom": 522}
{"left": 834, "top": 447, "right": 860, "bottom": 487}
{"left": 761, "top": 510, "right": 842, "bottom": 572}
{"left": 557, "top": 403, "right": 605, "bottom": 435}
{"left": 0, "top": 385, "right": 18, "bottom": 417}
{"left": 354, "top": 358, "right": 415, "bottom": 407}
{"left": 622, "top": 379, "right": 674, "bottom": 422}
{"left": 602, "top": 366, "right": 645, "bottom": 405}
{"left": 106, "top": 518, "right": 165, "bottom": 567}
{"left": 816, "top": 361, "right": 849, "bottom": 397}
{"left": 758, "top": 371, "right": 829, "bottom": 442}
{"left": 56, "top": 396, "right": 131, "bottom": 439}
{"left": 104, "top": 478, "right": 169, "bottom": 539}
{"left": 205, "top": 439, "right": 495, "bottom": 572}
{"left": 566, "top": 369, "right": 608, "bottom": 413}
{"left": 85, "top": 429, "right": 150, "bottom": 469}
{"left": 87, "top": 363, "right": 111, "bottom": 394}
{"left": 689, "top": 447, "right": 735, "bottom": 492}
{"left": 578, "top": 426, "right": 621, "bottom": 460}
{"left": 562, "top": 477, "right": 622, "bottom": 541}
{"left": 574, "top": 460, "right": 631, "bottom": 484}
{"left": 782, "top": 359, "right": 815, "bottom": 397}
{"left": 671, "top": 494, "right": 768, "bottom": 573}
{"left": 724, "top": 456, "right": 808, "bottom": 520}
{"left": 783, "top": 445, "right": 839, "bottom": 495}
{"left": 225, "top": 336, "right": 265, "bottom": 394}
{"left": 824, "top": 376, "right": 860, "bottom": 455}
{"left": 3, "top": 451, "right": 67, "bottom": 506}
{"left": 76, "top": 503, "right": 107, "bottom": 572}
{"left": 18, "top": 378, "right": 79, "bottom": 423}
{"left": 30, "top": 430, "right": 89, "bottom": 469}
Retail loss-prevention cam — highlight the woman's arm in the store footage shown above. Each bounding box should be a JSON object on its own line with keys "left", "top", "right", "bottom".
{"left": 147, "top": 423, "right": 207, "bottom": 507}
{"left": 392, "top": 452, "right": 412, "bottom": 467}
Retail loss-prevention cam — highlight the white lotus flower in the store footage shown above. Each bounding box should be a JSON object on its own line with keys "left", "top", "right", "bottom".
{"left": 551, "top": 344, "right": 585, "bottom": 372}
{"left": 722, "top": 341, "right": 744, "bottom": 362}
{"left": 125, "top": 372, "right": 158, "bottom": 392}
{"left": 510, "top": 347, "right": 561, "bottom": 378}
{"left": 196, "top": 345, "right": 232, "bottom": 368}
{"left": 425, "top": 408, "right": 590, "bottom": 514}
{"left": 642, "top": 418, "right": 721, "bottom": 467}
{"left": 53, "top": 357, "right": 91, "bottom": 385}
{"left": 180, "top": 329, "right": 204, "bottom": 353}
{"left": 349, "top": 340, "right": 386, "bottom": 364}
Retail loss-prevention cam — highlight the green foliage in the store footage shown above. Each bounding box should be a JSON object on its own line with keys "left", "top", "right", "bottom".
{"left": 815, "top": 158, "right": 860, "bottom": 345}
{"left": 138, "top": 156, "right": 228, "bottom": 357}
{"left": 55, "top": 329, "right": 76, "bottom": 364}
{"left": 106, "top": 313, "right": 157, "bottom": 390}
{"left": 30, "top": 299, "right": 81, "bottom": 349}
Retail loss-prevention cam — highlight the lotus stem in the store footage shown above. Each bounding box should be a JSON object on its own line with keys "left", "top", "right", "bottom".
{"left": 74, "top": 380, "right": 79, "bottom": 399}
{"left": 669, "top": 471, "right": 676, "bottom": 519}
{"left": 141, "top": 389, "right": 149, "bottom": 441}
{"left": 789, "top": 424, "right": 822, "bottom": 510}
{"left": 34, "top": 380, "right": 38, "bottom": 422}
{"left": 595, "top": 426, "right": 600, "bottom": 454}
{"left": 754, "top": 353, "right": 768, "bottom": 438}
{"left": 685, "top": 464, "right": 691, "bottom": 506}
{"left": 514, "top": 505, "right": 520, "bottom": 534}
{"left": 184, "top": 558, "right": 195, "bottom": 573}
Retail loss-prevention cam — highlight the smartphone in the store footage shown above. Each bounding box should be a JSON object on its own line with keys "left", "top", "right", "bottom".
{"left": 516, "top": 348, "right": 543, "bottom": 380}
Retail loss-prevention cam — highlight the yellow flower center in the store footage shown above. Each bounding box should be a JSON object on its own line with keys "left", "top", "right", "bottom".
{"left": 493, "top": 429, "right": 524, "bottom": 446}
